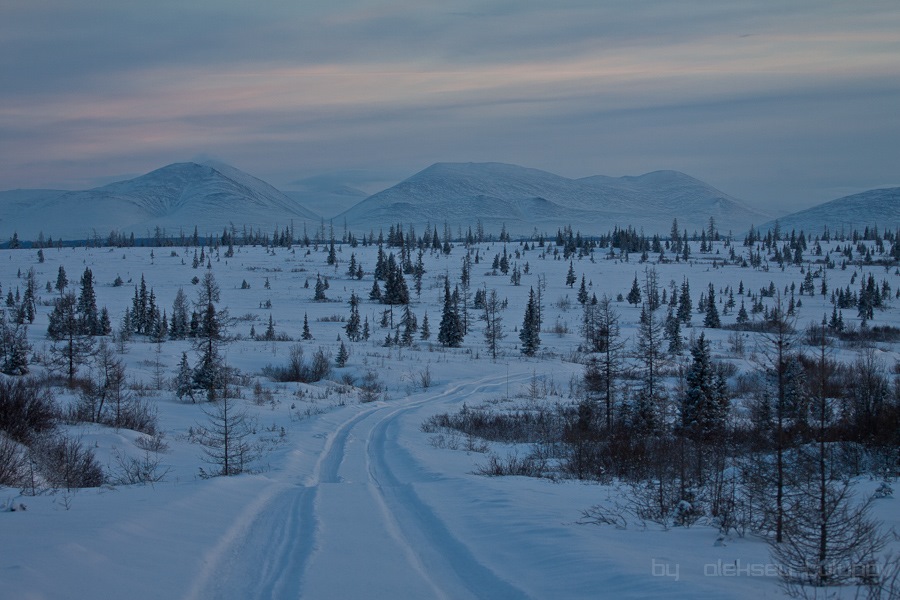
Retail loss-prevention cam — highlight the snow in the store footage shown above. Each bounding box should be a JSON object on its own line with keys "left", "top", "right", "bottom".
{"left": 0, "top": 163, "right": 320, "bottom": 242}
{"left": 338, "top": 162, "right": 772, "bottom": 237}
{"left": 1, "top": 235, "right": 898, "bottom": 599}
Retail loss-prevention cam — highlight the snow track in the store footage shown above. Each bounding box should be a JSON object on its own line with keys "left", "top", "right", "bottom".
{"left": 189, "top": 372, "right": 532, "bottom": 600}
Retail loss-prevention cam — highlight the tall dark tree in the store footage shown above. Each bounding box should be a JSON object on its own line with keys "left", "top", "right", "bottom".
{"left": 437, "top": 279, "right": 463, "bottom": 348}
{"left": 680, "top": 333, "right": 729, "bottom": 443}
{"left": 192, "top": 274, "right": 227, "bottom": 402}
{"left": 0, "top": 313, "right": 30, "bottom": 375}
{"left": 519, "top": 287, "right": 541, "bottom": 357}
{"left": 626, "top": 275, "right": 642, "bottom": 306}
{"left": 170, "top": 288, "right": 190, "bottom": 340}
{"left": 704, "top": 283, "right": 721, "bottom": 328}
{"left": 55, "top": 265, "right": 68, "bottom": 295}
{"left": 345, "top": 292, "right": 361, "bottom": 341}
{"left": 566, "top": 261, "right": 577, "bottom": 287}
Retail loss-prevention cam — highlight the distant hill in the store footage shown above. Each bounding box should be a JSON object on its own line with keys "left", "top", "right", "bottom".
{"left": 0, "top": 162, "right": 320, "bottom": 242}
{"left": 336, "top": 162, "right": 770, "bottom": 237}
{"left": 758, "top": 187, "right": 900, "bottom": 237}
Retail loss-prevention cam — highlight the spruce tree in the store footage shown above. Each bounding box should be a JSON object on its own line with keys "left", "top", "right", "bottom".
{"left": 336, "top": 340, "right": 349, "bottom": 367}
{"left": 420, "top": 313, "right": 430, "bottom": 340}
{"left": 626, "top": 275, "right": 642, "bottom": 306}
{"left": 345, "top": 292, "right": 361, "bottom": 341}
{"left": 680, "top": 333, "right": 728, "bottom": 443}
{"left": 302, "top": 313, "right": 313, "bottom": 340}
{"left": 519, "top": 287, "right": 541, "bottom": 356}
{"left": 55, "top": 265, "right": 68, "bottom": 294}
{"left": 437, "top": 279, "right": 463, "bottom": 348}
{"left": 704, "top": 283, "right": 721, "bottom": 328}
{"left": 577, "top": 275, "right": 588, "bottom": 305}
{"left": 566, "top": 261, "right": 577, "bottom": 287}
{"left": 170, "top": 288, "right": 190, "bottom": 339}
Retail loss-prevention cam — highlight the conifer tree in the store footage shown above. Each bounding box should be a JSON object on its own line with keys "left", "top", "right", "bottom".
{"left": 192, "top": 274, "right": 227, "bottom": 402}
{"left": 170, "top": 288, "right": 190, "bottom": 339}
{"left": 302, "top": 313, "right": 313, "bottom": 340}
{"left": 400, "top": 304, "right": 417, "bottom": 346}
{"left": 56, "top": 265, "right": 68, "bottom": 295}
{"left": 345, "top": 292, "right": 361, "bottom": 341}
{"left": 577, "top": 275, "right": 588, "bottom": 305}
{"left": 336, "top": 339, "right": 349, "bottom": 367}
{"left": 519, "top": 287, "right": 541, "bottom": 356}
{"left": 437, "top": 279, "right": 463, "bottom": 348}
{"left": 704, "top": 283, "right": 721, "bottom": 328}
{"left": 680, "top": 333, "right": 729, "bottom": 443}
{"left": 626, "top": 275, "right": 642, "bottom": 306}
{"left": 420, "top": 313, "right": 430, "bottom": 341}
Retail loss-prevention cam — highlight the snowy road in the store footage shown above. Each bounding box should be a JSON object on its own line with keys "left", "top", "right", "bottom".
{"left": 188, "top": 373, "right": 533, "bottom": 600}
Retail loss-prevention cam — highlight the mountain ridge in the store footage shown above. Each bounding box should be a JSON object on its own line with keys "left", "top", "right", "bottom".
{"left": 759, "top": 187, "right": 900, "bottom": 236}
{"left": 337, "top": 162, "right": 771, "bottom": 236}
{"left": 0, "top": 162, "right": 320, "bottom": 241}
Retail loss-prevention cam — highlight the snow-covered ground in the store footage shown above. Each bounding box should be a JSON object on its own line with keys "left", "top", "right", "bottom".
{"left": 1, "top": 234, "right": 898, "bottom": 599}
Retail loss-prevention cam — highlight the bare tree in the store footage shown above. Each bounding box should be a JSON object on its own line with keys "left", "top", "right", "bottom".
{"left": 481, "top": 288, "right": 505, "bottom": 360}
{"left": 198, "top": 391, "right": 257, "bottom": 477}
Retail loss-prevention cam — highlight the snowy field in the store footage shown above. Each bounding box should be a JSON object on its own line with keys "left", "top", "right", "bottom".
{"left": 1, "top": 231, "right": 898, "bottom": 599}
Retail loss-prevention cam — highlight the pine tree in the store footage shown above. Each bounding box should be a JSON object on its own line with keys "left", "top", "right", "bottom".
{"left": 577, "top": 275, "right": 588, "bottom": 305}
{"left": 0, "top": 315, "right": 30, "bottom": 375}
{"left": 400, "top": 304, "right": 417, "bottom": 346}
{"left": 665, "top": 307, "right": 683, "bottom": 354}
{"left": 519, "top": 287, "right": 541, "bottom": 356}
{"left": 566, "top": 261, "right": 577, "bottom": 287}
{"left": 681, "top": 333, "right": 729, "bottom": 443}
{"left": 55, "top": 265, "right": 68, "bottom": 294}
{"left": 382, "top": 253, "right": 410, "bottom": 306}
{"left": 170, "top": 288, "right": 190, "bottom": 339}
{"left": 302, "top": 313, "right": 313, "bottom": 340}
{"left": 704, "top": 283, "right": 721, "bottom": 328}
{"left": 626, "top": 275, "right": 642, "bottom": 306}
{"left": 314, "top": 274, "right": 327, "bottom": 301}
{"left": 437, "top": 279, "right": 463, "bottom": 348}
{"left": 736, "top": 301, "right": 749, "bottom": 324}
{"left": 677, "top": 278, "right": 692, "bottom": 324}
{"left": 336, "top": 339, "right": 349, "bottom": 367}
{"left": 369, "top": 279, "right": 382, "bottom": 301}
{"left": 192, "top": 274, "right": 227, "bottom": 402}
{"left": 420, "top": 313, "right": 430, "bottom": 341}
{"left": 345, "top": 292, "right": 361, "bottom": 341}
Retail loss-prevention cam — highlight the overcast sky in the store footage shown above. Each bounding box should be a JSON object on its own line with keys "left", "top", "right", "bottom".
{"left": 2, "top": 1, "right": 898, "bottom": 215}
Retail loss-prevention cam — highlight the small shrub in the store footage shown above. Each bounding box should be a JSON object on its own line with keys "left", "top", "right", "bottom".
{"left": 32, "top": 434, "right": 104, "bottom": 490}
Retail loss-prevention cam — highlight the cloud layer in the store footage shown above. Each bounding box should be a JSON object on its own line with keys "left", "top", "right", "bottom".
{"left": 2, "top": 1, "right": 898, "bottom": 213}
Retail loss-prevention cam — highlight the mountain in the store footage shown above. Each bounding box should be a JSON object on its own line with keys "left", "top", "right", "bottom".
{"left": 0, "top": 162, "right": 320, "bottom": 241}
{"left": 759, "top": 187, "right": 900, "bottom": 236}
{"left": 336, "top": 162, "right": 770, "bottom": 237}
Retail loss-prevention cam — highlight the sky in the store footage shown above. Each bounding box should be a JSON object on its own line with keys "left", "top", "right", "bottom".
{"left": 1, "top": 1, "right": 899, "bottom": 215}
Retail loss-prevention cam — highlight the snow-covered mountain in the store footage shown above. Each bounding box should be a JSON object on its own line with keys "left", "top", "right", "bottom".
{"left": 0, "top": 162, "right": 320, "bottom": 242}
{"left": 759, "top": 187, "right": 900, "bottom": 236}
{"left": 336, "top": 162, "right": 771, "bottom": 237}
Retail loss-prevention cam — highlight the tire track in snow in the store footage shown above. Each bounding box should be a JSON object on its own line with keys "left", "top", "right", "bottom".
{"left": 364, "top": 374, "right": 533, "bottom": 600}
{"left": 188, "top": 373, "right": 529, "bottom": 600}
{"left": 184, "top": 404, "right": 382, "bottom": 600}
